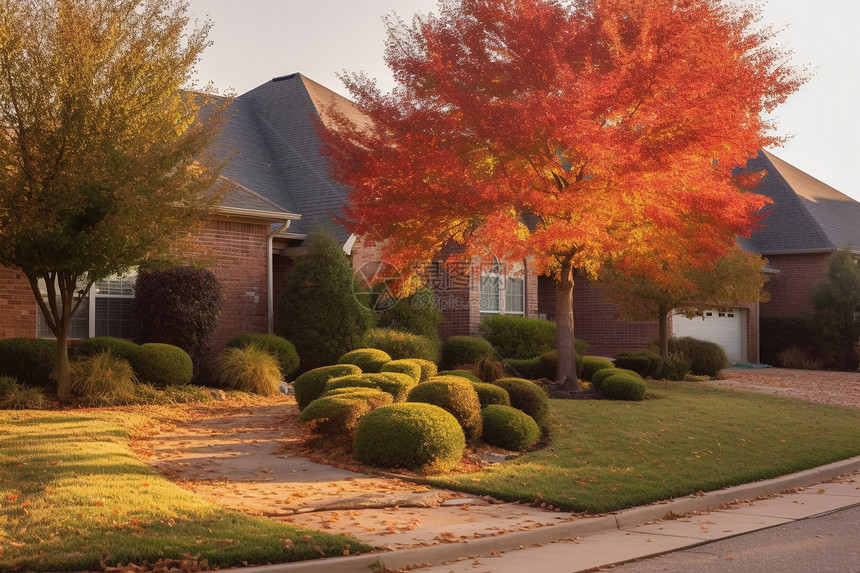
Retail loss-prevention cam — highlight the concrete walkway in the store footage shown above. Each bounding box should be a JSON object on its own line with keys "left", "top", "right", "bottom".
{"left": 219, "top": 457, "right": 860, "bottom": 573}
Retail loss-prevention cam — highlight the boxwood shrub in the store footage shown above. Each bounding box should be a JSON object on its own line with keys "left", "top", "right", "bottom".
{"left": 659, "top": 352, "right": 692, "bottom": 381}
{"left": 0, "top": 338, "right": 57, "bottom": 388}
{"left": 337, "top": 348, "right": 392, "bottom": 373}
{"left": 602, "top": 374, "right": 647, "bottom": 401}
{"left": 353, "top": 403, "right": 466, "bottom": 472}
{"left": 668, "top": 336, "right": 730, "bottom": 377}
{"left": 471, "top": 382, "right": 511, "bottom": 408}
{"left": 481, "top": 404, "right": 541, "bottom": 451}
{"left": 362, "top": 328, "right": 439, "bottom": 362}
{"left": 226, "top": 333, "right": 300, "bottom": 379}
{"left": 439, "top": 336, "right": 495, "bottom": 369}
{"left": 380, "top": 359, "right": 424, "bottom": 382}
{"left": 411, "top": 359, "right": 438, "bottom": 382}
{"left": 491, "top": 377, "right": 550, "bottom": 430}
{"left": 74, "top": 337, "right": 140, "bottom": 363}
{"left": 321, "top": 387, "right": 395, "bottom": 410}
{"left": 437, "top": 370, "right": 481, "bottom": 383}
{"left": 130, "top": 343, "right": 193, "bottom": 387}
{"left": 479, "top": 315, "right": 557, "bottom": 359}
{"left": 299, "top": 395, "right": 374, "bottom": 440}
{"left": 407, "top": 376, "right": 483, "bottom": 441}
{"left": 579, "top": 356, "right": 615, "bottom": 381}
{"left": 324, "top": 372, "right": 416, "bottom": 402}
{"left": 614, "top": 351, "right": 663, "bottom": 378}
{"left": 293, "top": 364, "right": 362, "bottom": 411}
{"left": 591, "top": 367, "right": 643, "bottom": 389}
{"left": 504, "top": 357, "right": 546, "bottom": 380}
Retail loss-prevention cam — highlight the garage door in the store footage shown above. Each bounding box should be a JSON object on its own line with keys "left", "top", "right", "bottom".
{"left": 671, "top": 309, "right": 745, "bottom": 363}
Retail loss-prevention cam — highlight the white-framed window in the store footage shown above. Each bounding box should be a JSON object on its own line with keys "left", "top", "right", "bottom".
{"left": 480, "top": 257, "right": 526, "bottom": 316}
{"left": 37, "top": 273, "right": 137, "bottom": 340}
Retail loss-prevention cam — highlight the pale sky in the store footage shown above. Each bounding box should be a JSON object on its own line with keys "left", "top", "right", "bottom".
{"left": 185, "top": 0, "right": 860, "bottom": 201}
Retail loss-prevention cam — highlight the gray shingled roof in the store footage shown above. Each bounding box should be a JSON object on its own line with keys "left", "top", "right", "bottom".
{"left": 211, "top": 73, "right": 361, "bottom": 246}
{"left": 745, "top": 150, "right": 860, "bottom": 255}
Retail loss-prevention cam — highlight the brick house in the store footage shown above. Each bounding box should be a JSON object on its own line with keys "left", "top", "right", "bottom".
{"left": 539, "top": 149, "right": 860, "bottom": 363}
{"left": 0, "top": 73, "right": 539, "bottom": 351}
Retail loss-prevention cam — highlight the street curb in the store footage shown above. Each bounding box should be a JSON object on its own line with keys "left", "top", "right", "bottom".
{"left": 221, "top": 457, "right": 860, "bottom": 573}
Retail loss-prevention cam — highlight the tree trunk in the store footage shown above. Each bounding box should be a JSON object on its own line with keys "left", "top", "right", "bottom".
{"left": 556, "top": 258, "right": 581, "bottom": 391}
{"left": 55, "top": 329, "right": 72, "bottom": 400}
{"left": 658, "top": 302, "right": 670, "bottom": 359}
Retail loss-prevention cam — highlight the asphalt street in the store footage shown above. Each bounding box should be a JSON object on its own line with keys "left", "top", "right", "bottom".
{"left": 609, "top": 504, "right": 860, "bottom": 573}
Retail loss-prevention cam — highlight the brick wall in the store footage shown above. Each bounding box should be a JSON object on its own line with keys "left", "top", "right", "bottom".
{"left": 760, "top": 253, "right": 829, "bottom": 318}
{"left": 0, "top": 268, "right": 38, "bottom": 339}
{"left": 195, "top": 219, "right": 270, "bottom": 351}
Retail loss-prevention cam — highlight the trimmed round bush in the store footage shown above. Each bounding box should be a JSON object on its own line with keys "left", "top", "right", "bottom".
{"left": 439, "top": 336, "right": 494, "bottom": 370}
{"left": 492, "top": 378, "right": 550, "bottom": 430}
{"left": 0, "top": 338, "right": 57, "bottom": 388}
{"left": 74, "top": 337, "right": 140, "bottom": 363}
{"left": 481, "top": 404, "right": 541, "bottom": 451}
{"left": 614, "top": 351, "right": 663, "bottom": 378}
{"left": 325, "top": 372, "right": 416, "bottom": 402}
{"left": 70, "top": 351, "right": 136, "bottom": 399}
{"left": 353, "top": 403, "right": 466, "bottom": 472}
{"left": 407, "top": 376, "right": 482, "bottom": 441}
{"left": 504, "top": 357, "right": 545, "bottom": 380}
{"left": 539, "top": 350, "right": 584, "bottom": 381}
{"left": 579, "top": 356, "right": 615, "bottom": 381}
{"left": 380, "top": 359, "right": 423, "bottom": 382}
{"left": 337, "top": 348, "right": 392, "bottom": 373}
{"left": 129, "top": 343, "right": 193, "bottom": 387}
{"left": 211, "top": 345, "right": 282, "bottom": 395}
{"left": 411, "top": 359, "right": 438, "bottom": 382}
{"left": 479, "top": 315, "right": 556, "bottom": 359}
{"left": 602, "top": 374, "right": 647, "bottom": 401}
{"left": 320, "top": 387, "right": 394, "bottom": 410}
{"left": 293, "top": 364, "right": 362, "bottom": 411}
{"left": 437, "top": 370, "right": 481, "bottom": 383}
{"left": 668, "top": 337, "right": 730, "bottom": 377}
{"left": 299, "top": 395, "right": 374, "bottom": 439}
{"left": 226, "top": 333, "right": 300, "bottom": 379}
{"left": 362, "top": 328, "right": 439, "bottom": 362}
{"left": 591, "top": 367, "right": 643, "bottom": 389}
{"left": 471, "top": 382, "right": 511, "bottom": 408}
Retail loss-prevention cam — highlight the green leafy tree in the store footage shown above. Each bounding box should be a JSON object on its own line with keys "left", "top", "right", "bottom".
{"left": 0, "top": 0, "right": 223, "bottom": 398}
{"left": 811, "top": 248, "right": 860, "bottom": 369}
{"left": 276, "top": 229, "right": 375, "bottom": 372}
{"left": 601, "top": 246, "right": 769, "bottom": 358}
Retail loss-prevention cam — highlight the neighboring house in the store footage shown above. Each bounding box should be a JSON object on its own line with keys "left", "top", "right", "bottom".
{"left": 0, "top": 73, "right": 538, "bottom": 350}
{"left": 541, "top": 149, "right": 860, "bottom": 363}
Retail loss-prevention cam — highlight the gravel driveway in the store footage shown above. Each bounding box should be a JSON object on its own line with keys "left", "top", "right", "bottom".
{"left": 710, "top": 367, "right": 860, "bottom": 410}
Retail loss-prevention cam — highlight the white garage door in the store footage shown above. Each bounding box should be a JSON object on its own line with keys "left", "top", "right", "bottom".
{"left": 671, "top": 309, "right": 745, "bottom": 363}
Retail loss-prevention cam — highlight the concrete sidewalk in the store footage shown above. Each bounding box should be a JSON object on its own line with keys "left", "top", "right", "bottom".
{"left": 222, "top": 457, "right": 860, "bottom": 573}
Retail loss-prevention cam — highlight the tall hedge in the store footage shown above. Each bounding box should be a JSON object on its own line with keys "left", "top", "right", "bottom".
{"left": 479, "top": 315, "right": 557, "bottom": 359}
{"left": 276, "top": 229, "right": 374, "bottom": 372}
{"left": 134, "top": 266, "right": 223, "bottom": 375}
{"left": 373, "top": 286, "right": 442, "bottom": 341}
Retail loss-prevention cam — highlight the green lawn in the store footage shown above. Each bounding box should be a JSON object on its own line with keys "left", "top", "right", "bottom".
{"left": 0, "top": 408, "right": 369, "bottom": 572}
{"left": 428, "top": 381, "right": 860, "bottom": 513}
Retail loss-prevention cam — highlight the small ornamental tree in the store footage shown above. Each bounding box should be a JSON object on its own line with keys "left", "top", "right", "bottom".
{"left": 810, "top": 248, "right": 860, "bottom": 369}
{"left": 134, "top": 266, "right": 224, "bottom": 373}
{"left": 601, "top": 245, "right": 770, "bottom": 358}
{"left": 321, "top": 0, "right": 803, "bottom": 391}
{"left": 0, "top": 0, "right": 223, "bottom": 398}
{"left": 276, "top": 229, "right": 374, "bottom": 372}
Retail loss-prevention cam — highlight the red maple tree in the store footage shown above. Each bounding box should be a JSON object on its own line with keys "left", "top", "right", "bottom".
{"left": 321, "top": 0, "right": 804, "bottom": 390}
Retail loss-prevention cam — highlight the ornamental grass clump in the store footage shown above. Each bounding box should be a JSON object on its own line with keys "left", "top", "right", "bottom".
{"left": 407, "top": 376, "right": 483, "bottom": 441}
{"left": 481, "top": 404, "right": 541, "bottom": 451}
{"left": 337, "top": 348, "right": 392, "bottom": 373}
{"left": 1, "top": 386, "right": 46, "bottom": 409}
{"left": 353, "top": 403, "right": 466, "bottom": 472}
{"left": 293, "top": 364, "right": 362, "bottom": 411}
{"left": 601, "top": 374, "right": 648, "bottom": 401}
{"left": 492, "top": 378, "right": 550, "bottom": 430}
{"left": 211, "top": 345, "right": 281, "bottom": 395}
{"left": 70, "top": 351, "right": 136, "bottom": 400}
{"left": 668, "top": 336, "right": 730, "bottom": 377}
{"left": 226, "top": 333, "right": 300, "bottom": 379}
